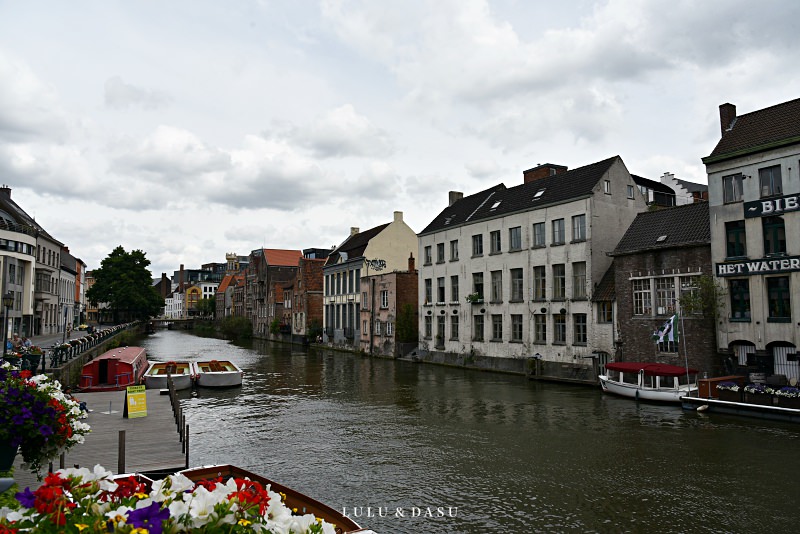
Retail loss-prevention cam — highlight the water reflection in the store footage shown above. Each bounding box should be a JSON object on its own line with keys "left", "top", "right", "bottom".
{"left": 140, "top": 330, "right": 800, "bottom": 533}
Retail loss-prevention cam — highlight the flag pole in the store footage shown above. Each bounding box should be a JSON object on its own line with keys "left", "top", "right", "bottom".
{"left": 679, "top": 312, "right": 691, "bottom": 394}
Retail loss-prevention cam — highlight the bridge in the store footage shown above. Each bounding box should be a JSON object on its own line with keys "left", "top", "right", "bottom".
{"left": 149, "top": 318, "right": 196, "bottom": 330}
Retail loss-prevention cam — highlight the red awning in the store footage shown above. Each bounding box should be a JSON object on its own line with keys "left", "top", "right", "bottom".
{"left": 605, "top": 362, "right": 698, "bottom": 377}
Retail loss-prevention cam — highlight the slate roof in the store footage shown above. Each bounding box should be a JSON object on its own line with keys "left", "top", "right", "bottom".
{"left": 673, "top": 178, "right": 707, "bottom": 194}
{"left": 592, "top": 260, "right": 616, "bottom": 302}
{"left": 703, "top": 97, "right": 800, "bottom": 163}
{"left": 610, "top": 201, "right": 710, "bottom": 256}
{"left": 325, "top": 223, "right": 390, "bottom": 266}
{"left": 631, "top": 174, "right": 674, "bottom": 195}
{"left": 419, "top": 156, "right": 621, "bottom": 236}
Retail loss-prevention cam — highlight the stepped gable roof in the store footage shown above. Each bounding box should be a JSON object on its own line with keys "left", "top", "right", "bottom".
{"left": 325, "top": 223, "right": 390, "bottom": 266}
{"left": 704, "top": 97, "right": 800, "bottom": 163}
{"left": 674, "top": 177, "right": 707, "bottom": 194}
{"left": 262, "top": 249, "right": 302, "bottom": 267}
{"left": 592, "top": 261, "right": 616, "bottom": 302}
{"left": 419, "top": 156, "right": 620, "bottom": 236}
{"left": 611, "top": 201, "right": 710, "bottom": 256}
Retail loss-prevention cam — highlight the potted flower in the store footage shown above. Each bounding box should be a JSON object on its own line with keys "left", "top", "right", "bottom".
{"left": 774, "top": 386, "right": 800, "bottom": 409}
{"left": 743, "top": 383, "right": 775, "bottom": 406}
{"left": 0, "top": 362, "right": 91, "bottom": 477}
{"left": 465, "top": 292, "right": 483, "bottom": 304}
{"left": 715, "top": 381, "right": 741, "bottom": 402}
{"left": 0, "top": 465, "right": 338, "bottom": 533}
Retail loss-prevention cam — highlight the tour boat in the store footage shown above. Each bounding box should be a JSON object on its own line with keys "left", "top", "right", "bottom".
{"left": 143, "top": 360, "right": 194, "bottom": 390}
{"left": 599, "top": 362, "right": 699, "bottom": 403}
{"left": 178, "top": 464, "right": 370, "bottom": 533}
{"left": 192, "top": 359, "right": 244, "bottom": 388}
{"left": 78, "top": 346, "right": 149, "bottom": 392}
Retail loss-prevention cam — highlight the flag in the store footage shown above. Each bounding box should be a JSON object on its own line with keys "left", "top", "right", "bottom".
{"left": 652, "top": 314, "right": 679, "bottom": 344}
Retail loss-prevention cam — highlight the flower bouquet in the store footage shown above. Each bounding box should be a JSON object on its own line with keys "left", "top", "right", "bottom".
{"left": 743, "top": 383, "right": 775, "bottom": 406}
{"left": 774, "top": 386, "right": 800, "bottom": 409}
{"left": 0, "top": 465, "right": 338, "bottom": 533}
{"left": 0, "top": 362, "right": 91, "bottom": 477}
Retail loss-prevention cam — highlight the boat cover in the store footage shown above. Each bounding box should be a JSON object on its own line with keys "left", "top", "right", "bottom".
{"left": 605, "top": 362, "right": 698, "bottom": 377}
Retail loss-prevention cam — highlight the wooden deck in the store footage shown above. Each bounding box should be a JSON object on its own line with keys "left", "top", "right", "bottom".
{"left": 12, "top": 389, "right": 187, "bottom": 490}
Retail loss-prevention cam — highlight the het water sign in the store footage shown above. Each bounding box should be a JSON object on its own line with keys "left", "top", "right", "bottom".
{"left": 744, "top": 193, "right": 800, "bottom": 218}
{"left": 716, "top": 255, "right": 800, "bottom": 277}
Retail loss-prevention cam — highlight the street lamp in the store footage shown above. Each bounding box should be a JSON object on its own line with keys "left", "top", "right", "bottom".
{"left": 2, "top": 291, "right": 13, "bottom": 355}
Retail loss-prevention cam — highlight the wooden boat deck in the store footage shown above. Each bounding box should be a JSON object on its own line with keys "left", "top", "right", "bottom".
{"left": 11, "top": 389, "right": 187, "bottom": 491}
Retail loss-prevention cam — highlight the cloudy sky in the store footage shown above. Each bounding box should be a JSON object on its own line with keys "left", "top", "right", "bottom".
{"left": 1, "top": 1, "right": 798, "bottom": 276}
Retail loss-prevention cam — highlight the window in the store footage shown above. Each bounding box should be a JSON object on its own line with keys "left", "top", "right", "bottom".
{"left": 725, "top": 220, "right": 747, "bottom": 258}
{"left": 552, "top": 219, "right": 565, "bottom": 245}
{"left": 491, "top": 270, "right": 503, "bottom": 302}
{"left": 572, "top": 262, "right": 586, "bottom": 299}
{"left": 598, "top": 302, "right": 613, "bottom": 323}
{"left": 472, "top": 234, "right": 483, "bottom": 256}
{"left": 424, "top": 279, "right": 432, "bottom": 304}
{"left": 436, "top": 243, "right": 445, "bottom": 263}
{"left": 680, "top": 276, "right": 701, "bottom": 315}
{"left": 532, "top": 223, "right": 545, "bottom": 247}
{"left": 424, "top": 246, "right": 432, "bottom": 265}
{"left": 450, "top": 315, "right": 459, "bottom": 340}
{"left": 472, "top": 272, "right": 484, "bottom": 300}
{"left": 533, "top": 266, "right": 546, "bottom": 300}
{"left": 767, "top": 277, "right": 790, "bottom": 321}
{"left": 490, "top": 230, "right": 501, "bottom": 253}
{"left": 763, "top": 216, "right": 786, "bottom": 255}
{"left": 574, "top": 314, "right": 587, "bottom": 345}
{"left": 473, "top": 315, "right": 484, "bottom": 341}
{"left": 554, "top": 314, "right": 566, "bottom": 343}
{"left": 572, "top": 215, "right": 586, "bottom": 242}
{"left": 510, "top": 268, "right": 524, "bottom": 301}
{"left": 491, "top": 314, "right": 503, "bottom": 341}
{"left": 729, "top": 279, "right": 750, "bottom": 321}
{"left": 627, "top": 185, "right": 635, "bottom": 199}
{"left": 437, "top": 317, "right": 446, "bottom": 345}
{"left": 511, "top": 314, "right": 523, "bottom": 341}
{"left": 450, "top": 275, "right": 459, "bottom": 302}
{"left": 375, "top": 320, "right": 382, "bottom": 335}
{"left": 759, "top": 165, "right": 782, "bottom": 197}
{"left": 437, "top": 277, "right": 445, "bottom": 303}
{"left": 604, "top": 180, "right": 611, "bottom": 194}
{"left": 553, "top": 264, "right": 566, "bottom": 299}
{"left": 361, "top": 292, "right": 368, "bottom": 307}
{"left": 509, "top": 226, "right": 522, "bottom": 250}
{"left": 633, "top": 279, "right": 651, "bottom": 315}
{"left": 655, "top": 278, "right": 676, "bottom": 315}
{"left": 534, "top": 315, "right": 547, "bottom": 343}
{"left": 424, "top": 315, "right": 432, "bottom": 338}
{"left": 380, "top": 290, "right": 388, "bottom": 308}
{"left": 387, "top": 322, "right": 394, "bottom": 336}
{"left": 450, "top": 240, "right": 459, "bottom": 261}
{"left": 723, "top": 173, "right": 743, "bottom": 203}
{"left": 363, "top": 319, "right": 368, "bottom": 333}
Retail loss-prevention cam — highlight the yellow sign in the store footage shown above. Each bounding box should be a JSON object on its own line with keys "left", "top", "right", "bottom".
{"left": 125, "top": 385, "right": 147, "bottom": 418}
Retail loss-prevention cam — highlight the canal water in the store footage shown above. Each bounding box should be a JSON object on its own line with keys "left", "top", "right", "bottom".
{"left": 140, "top": 330, "right": 799, "bottom": 533}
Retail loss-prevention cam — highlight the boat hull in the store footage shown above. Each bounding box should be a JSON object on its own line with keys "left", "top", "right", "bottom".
{"left": 79, "top": 346, "right": 149, "bottom": 392}
{"left": 599, "top": 375, "right": 697, "bottom": 403}
{"left": 193, "top": 360, "right": 243, "bottom": 388}
{"left": 144, "top": 361, "right": 194, "bottom": 391}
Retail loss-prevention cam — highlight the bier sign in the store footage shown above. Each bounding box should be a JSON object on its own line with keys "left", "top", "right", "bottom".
{"left": 124, "top": 385, "right": 147, "bottom": 419}
{"left": 744, "top": 193, "right": 800, "bottom": 218}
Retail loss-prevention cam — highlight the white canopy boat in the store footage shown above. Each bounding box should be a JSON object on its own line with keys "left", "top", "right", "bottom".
{"left": 599, "top": 362, "right": 699, "bottom": 403}
{"left": 143, "top": 360, "right": 194, "bottom": 390}
{"left": 193, "top": 359, "right": 244, "bottom": 387}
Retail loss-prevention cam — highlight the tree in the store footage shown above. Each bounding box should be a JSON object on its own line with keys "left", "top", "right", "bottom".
{"left": 196, "top": 297, "right": 216, "bottom": 318}
{"left": 87, "top": 246, "right": 164, "bottom": 322}
{"left": 395, "top": 303, "right": 419, "bottom": 343}
{"left": 678, "top": 274, "right": 726, "bottom": 321}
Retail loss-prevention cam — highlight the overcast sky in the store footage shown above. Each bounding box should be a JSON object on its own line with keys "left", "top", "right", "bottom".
{"left": 1, "top": 1, "right": 798, "bottom": 277}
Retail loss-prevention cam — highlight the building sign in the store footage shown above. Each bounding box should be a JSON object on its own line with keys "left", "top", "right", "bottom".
{"left": 716, "top": 255, "right": 800, "bottom": 277}
{"left": 744, "top": 193, "right": 800, "bottom": 218}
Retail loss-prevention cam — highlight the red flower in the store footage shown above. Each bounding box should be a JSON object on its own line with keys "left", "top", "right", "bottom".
{"left": 226, "top": 479, "right": 271, "bottom": 515}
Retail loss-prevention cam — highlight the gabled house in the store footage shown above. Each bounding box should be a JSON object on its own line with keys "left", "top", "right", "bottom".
{"left": 215, "top": 274, "right": 241, "bottom": 320}
{"left": 245, "top": 248, "right": 302, "bottom": 337}
{"left": 660, "top": 172, "right": 709, "bottom": 205}
{"left": 291, "top": 256, "right": 326, "bottom": 343}
{"left": 323, "top": 211, "right": 417, "bottom": 346}
{"left": 702, "top": 98, "right": 800, "bottom": 382}
{"left": 417, "top": 156, "right": 647, "bottom": 376}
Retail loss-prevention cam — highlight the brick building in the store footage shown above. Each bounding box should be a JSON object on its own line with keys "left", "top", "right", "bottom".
{"left": 291, "top": 257, "right": 326, "bottom": 342}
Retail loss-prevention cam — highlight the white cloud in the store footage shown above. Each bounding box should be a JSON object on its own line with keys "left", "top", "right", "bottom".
{"left": 104, "top": 76, "right": 172, "bottom": 110}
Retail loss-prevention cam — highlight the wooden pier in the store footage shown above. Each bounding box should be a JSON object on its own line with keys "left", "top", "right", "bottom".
{"left": 12, "top": 389, "right": 188, "bottom": 491}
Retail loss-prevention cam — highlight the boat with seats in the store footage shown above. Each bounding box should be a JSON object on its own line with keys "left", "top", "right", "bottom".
{"left": 193, "top": 359, "right": 244, "bottom": 388}
{"left": 599, "top": 362, "right": 699, "bottom": 403}
{"left": 143, "top": 360, "right": 194, "bottom": 390}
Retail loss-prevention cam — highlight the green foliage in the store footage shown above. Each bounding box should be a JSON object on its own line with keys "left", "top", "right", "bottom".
{"left": 86, "top": 246, "right": 164, "bottom": 322}
{"left": 193, "top": 321, "right": 216, "bottom": 337}
{"left": 269, "top": 318, "right": 280, "bottom": 336}
{"left": 105, "top": 329, "right": 140, "bottom": 350}
{"left": 196, "top": 297, "right": 216, "bottom": 318}
{"left": 678, "top": 274, "right": 726, "bottom": 320}
{"left": 307, "top": 319, "right": 322, "bottom": 340}
{"left": 220, "top": 316, "right": 252, "bottom": 340}
{"left": 395, "top": 303, "right": 418, "bottom": 343}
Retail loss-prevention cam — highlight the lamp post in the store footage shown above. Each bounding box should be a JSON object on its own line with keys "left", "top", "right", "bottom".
{"left": 2, "top": 291, "right": 13, "bottom": 356}
{"left": 62, "top": 305, "right": 68, "bottom": 343}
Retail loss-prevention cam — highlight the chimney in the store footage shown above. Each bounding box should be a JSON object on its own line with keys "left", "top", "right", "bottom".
{"left": 350, "top": 227, "right": 360, "bottom": 236}
{"left": 394, "top": 211, "right": 403, "bottom": 222}
{"left": 523, "top": 163, "right": 568, "bottom": 184}
{"left": 448, "top": 191, "right": 463, "bottom": 206}
{"left": 179, "top": 264, "right": 185, "bottom": 291}
{"left": 719, "top": 103, "right": 736, "bottom": 136}
{"left": 408, "top": 253, "right": 415, "bottom": 272}
{"left": 0, "top": 185, "right": 10, "bottom": 198}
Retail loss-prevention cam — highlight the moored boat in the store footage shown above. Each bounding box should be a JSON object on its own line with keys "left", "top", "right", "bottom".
{"left": 178, "top": 464, "right": 369, "bottom": 533}
{"left": 143, "top": 360, "right": 194, "bottom": 390}
{"left": 193, "top": 359, "right": 244, "bottom": 388}
{"left": 599, "top": 362, "right": 699, "bottom": 403}
{"left": 78, "top": 346, "right": 149, "bottom": 392}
